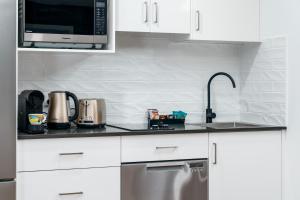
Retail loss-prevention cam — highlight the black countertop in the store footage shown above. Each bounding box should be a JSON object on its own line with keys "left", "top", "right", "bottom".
{"left": 18, "top": 123, "right": 287, "bottom": 140}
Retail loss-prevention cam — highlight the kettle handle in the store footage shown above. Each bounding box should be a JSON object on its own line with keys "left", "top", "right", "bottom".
{"left": 66, "top": 91, "right": 79, "bottom": 122}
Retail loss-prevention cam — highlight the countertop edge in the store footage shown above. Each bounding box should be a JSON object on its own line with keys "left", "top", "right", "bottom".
{"left": 17, "top": 126, "right": 287, "bottom": 140}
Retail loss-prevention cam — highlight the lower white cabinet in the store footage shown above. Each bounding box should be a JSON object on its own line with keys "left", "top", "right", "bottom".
{"left": 16, "top": 131, "right": 284, "bottom": 200}
{"left": 17, "top": 167, "right": 120, "bottom": 200}
{"left": 121, "top": 133, "right": 208, "bottom": 162}
{"left": 209, "top": 131, "right": 282, "bottom": 200}
{"left": 17, "top": 137, "right": 121, "bottom": 172}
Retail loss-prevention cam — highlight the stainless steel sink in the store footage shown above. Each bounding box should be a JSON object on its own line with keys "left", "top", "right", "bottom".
{"left": 200, "top": 122, "right": 263, "bottom": 129}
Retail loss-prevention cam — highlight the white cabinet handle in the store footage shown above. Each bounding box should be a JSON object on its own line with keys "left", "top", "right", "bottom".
{"left": 143, "top": 1, "right": 148, "bottom": 23}
{"left": 59, "top": 192, "right": 84, "bottom": 196}
{"left": 212, "top": 143, "right": 217, "bottom": 164}
{"left": 195, "top": 10, "right": 200, "bottom": 31}
{"left": 153, "top": 2, "right": 158, "bottom": 23}
{"left": 156, "top": 146, "right": 178, "bottom": 150}
{"left": 59, "top": 152, "right": 84, "bottom": 156}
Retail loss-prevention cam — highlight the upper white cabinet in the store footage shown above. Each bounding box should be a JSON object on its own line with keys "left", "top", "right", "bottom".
{"left": 116, "top": 0, "right": 151, "bottom": 32}
{"left": 150, "top": 0, "right": 190, "bottom": 33}
{"left": 190, "top": 0, "right": 260, "bottom": 42}
{"left": 116, "top": 0, "right": 190, "bottom": 34}
{"left": 209, "top": 131, "right": 282, "bottom": 200}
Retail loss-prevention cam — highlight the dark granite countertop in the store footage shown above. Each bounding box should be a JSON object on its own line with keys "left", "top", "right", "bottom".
{"left": 18, "top": 126, "right": 127, "bottom": 139}
{"left": 18, "top": 123, "right": 287, "bottom": 140}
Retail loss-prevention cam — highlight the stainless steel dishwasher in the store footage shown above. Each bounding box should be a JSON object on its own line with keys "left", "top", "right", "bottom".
{"left": 121, "top": 159, "right": 208, "bottom": 200}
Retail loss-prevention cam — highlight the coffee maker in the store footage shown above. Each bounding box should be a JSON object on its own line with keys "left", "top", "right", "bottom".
{"left": 18, "top": 90, "right": 45, "bottom": 134}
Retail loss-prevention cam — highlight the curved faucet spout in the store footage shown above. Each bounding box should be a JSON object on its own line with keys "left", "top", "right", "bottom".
{"left": 206, "top": 72, "right": 236, "bottom": 123}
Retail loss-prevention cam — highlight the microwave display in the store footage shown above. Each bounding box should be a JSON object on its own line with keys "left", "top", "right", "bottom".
{"left": 96, "top": 2, "right": 105, "bottom": 7}
{"left": 25, "top": 0, "right": 104, "bottom": 35}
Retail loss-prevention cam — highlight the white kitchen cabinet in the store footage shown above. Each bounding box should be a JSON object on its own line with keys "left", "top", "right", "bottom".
{"left": 116, "top": 0, "right": 151, "bottom": 32}
{"left": 116, "top": 0, "right": 190, "bottom": 34}
{"left": 209, "top": 131, "right": 282, "bottom": 200}
{"left": 121, "top": 133, "right": 208, "bottom": 162}
{"left": 17, "top": 167, "right": 120, "bottom": 200}
{"left": 150, "top": 0, "right": 190, "bottom": 33}
{"left": 17, "top": 137, "right": 121, "bottom": 172}
{"left": 190, "top": 0, "right": 260, "bottom": 42}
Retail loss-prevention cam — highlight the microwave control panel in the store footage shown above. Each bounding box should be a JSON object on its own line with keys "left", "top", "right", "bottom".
{"left": 95, "top": 0, "right": 107, "bottom": 35}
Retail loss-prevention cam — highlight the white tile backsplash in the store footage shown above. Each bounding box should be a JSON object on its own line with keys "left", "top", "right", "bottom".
{"left": 240, "top": 37, "right": 287, "bottom": 125}
{"left": 18, "top": 34, "right": 287, "bottom": 125}
{"left": 19, "top": 33, "right": 241, "bottom": 124}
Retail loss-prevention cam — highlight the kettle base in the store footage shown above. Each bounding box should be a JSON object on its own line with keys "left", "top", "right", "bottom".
{"left": 47, "top": 122, "right": 71, "bottom": 130}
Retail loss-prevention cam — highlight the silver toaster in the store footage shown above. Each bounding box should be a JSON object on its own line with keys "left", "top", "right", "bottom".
{"left": 76, "top": 99, "right": 106, "bottom": 128}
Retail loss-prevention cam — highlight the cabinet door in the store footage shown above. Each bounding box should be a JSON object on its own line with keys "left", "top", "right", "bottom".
{"left": 191, "top": 0, "right": 260, "bottom": 42}
{"left": 17, "top": 137, "right": 121, "bottom": 172}
{"left": 209, "top": 131, "right": 282, "bottom": 200}
{"left": 116, "top": 0, "right": 151, "bottom": 32}
{"left": 150, "top": 0, "right": 190, "bottom": 33}
{"left": 17, "top": 167, "right": 120, "bottom": 200}
{"left": 122, "top": 133, "right": 208, "bottom": 162}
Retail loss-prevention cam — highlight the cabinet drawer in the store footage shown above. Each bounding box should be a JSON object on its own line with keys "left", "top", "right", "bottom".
{"left": 17, "top": 167, "right": 120, "bottom": 200}
{"left": 121, "top": 133, "right": 208, "bottom": 162}
{"left": 17, "top": 137, "right": 121, "bottom": 172}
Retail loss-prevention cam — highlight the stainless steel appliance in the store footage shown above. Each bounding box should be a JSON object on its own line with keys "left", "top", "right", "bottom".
{"left": 77, "top": 99, "right": 106, "bottom": 128}
{"left": 0, "top": 0, "right": 16, "bottom": 198}
{"left": 47, "top": 91, "right": 79, "bottom": 129}
{"left": 122, "top": 159, "right": 208, "bottom": 200}
{"left": 19, "top": 0, "right": 108, "bottom": 48}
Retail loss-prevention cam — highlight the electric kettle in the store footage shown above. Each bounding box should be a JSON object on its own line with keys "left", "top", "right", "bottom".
{"left": 47, "top": 91, "right": 79, "bottom": 129}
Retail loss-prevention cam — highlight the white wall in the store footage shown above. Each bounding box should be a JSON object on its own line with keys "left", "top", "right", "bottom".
{"left": 261, "top": 0, "right": 300, "bottom": 199}
{"left": 240, "top": 37, "right": 287, "bottom": 125}
{"left": 18, "top": 33, "right": 241, "bottom": 124}
{"left": 260, "top": 0, "right": 287, "bottom": 39}
{"left": 285, "top": 1, "right": 300, "bottom": 199}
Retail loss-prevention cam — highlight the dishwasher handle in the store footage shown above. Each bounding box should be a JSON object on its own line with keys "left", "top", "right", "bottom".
{"left": 146, "top": 161, "right": 186, "bottom": 171}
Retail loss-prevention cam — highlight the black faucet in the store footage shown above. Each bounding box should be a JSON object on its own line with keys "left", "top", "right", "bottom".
{"left": 206, "top": 72, "right": 236, "bottom": 123}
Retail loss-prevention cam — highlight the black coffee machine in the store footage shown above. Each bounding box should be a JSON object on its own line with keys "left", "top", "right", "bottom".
{"left": 18, "top": 90, "right": 45, "bottom": 134}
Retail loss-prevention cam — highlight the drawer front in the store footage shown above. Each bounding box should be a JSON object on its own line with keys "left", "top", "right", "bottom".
{"left": 121, "top": 133, "right": 208, "bottom": 162}
{"left": 17, "top": 137, "right": 121, "bottom": 172}
{"left": 17, "top": 167, "right": 120, "bottom": 200}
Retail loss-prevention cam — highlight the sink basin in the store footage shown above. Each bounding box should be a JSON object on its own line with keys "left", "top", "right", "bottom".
{"left": 201, "top": 122, "right": 263, "bottom": 129}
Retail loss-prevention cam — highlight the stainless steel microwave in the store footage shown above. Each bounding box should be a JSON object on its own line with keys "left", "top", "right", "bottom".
{"left": 19, "top": 0, "right": 108, "bottom": 48}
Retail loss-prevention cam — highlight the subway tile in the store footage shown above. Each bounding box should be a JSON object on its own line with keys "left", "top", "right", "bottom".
{"left": 18, "top": 35, "right": 287, "bottom": 125}
{"left": 240, "top": 37, "right": 287, "bottom": 126}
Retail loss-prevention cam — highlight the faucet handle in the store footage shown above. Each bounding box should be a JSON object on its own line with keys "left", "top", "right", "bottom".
{"left": 211, "top": 112, "right": 216, "bottom": 119}
{"left": 206, "top": 108, "right": 216, "bottom": 123}
{"left": 207, "top": 111, "right": 216, "bottom": 119}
